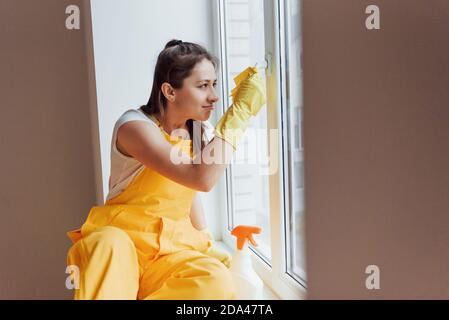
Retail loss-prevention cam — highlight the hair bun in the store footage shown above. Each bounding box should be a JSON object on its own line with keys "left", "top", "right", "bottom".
{"left": 165, "top": 39, "right": 183, "bottom": 49}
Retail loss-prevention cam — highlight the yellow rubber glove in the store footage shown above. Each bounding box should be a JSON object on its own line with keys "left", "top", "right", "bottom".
{"left": 214, "top": 67, "right": 267, "bottom": 150}
{"left": 201, "top": 229, "right": 232, "bottom": 268}
{"left": 230, "top": 66, "right": 258, "bottom": 100}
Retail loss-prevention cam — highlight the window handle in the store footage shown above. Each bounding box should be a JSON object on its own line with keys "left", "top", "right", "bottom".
{"left": 254, "top": 53, "right": 272, "bottom": 76}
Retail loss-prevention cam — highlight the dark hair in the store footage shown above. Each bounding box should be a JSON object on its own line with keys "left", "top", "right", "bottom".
{"left": 141, "top": 39, "right": 219, "bottom": 148}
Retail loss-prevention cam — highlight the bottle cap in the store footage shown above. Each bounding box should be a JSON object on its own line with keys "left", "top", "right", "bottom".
{"left": 231, "top": 225, "right": 262, "bottom": 250}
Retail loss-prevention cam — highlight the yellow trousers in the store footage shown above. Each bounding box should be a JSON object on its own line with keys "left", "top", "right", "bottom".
{"left": 66, "top": 120, "right": 235, "bottom": 300}
{"left": 67, "top": 226, "right": 235, "bottom": 300}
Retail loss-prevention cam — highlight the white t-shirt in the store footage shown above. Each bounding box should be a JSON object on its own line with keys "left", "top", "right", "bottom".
{"left": 105, "top": 107, "right": 215, "bottom": 202}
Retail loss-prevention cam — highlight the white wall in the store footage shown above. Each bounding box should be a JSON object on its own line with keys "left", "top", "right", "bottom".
{"left": 90, "top": 0, "right": 224, "bottom": 238}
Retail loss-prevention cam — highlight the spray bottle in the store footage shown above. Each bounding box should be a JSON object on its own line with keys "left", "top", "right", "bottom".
{"left": 229, "top": 225, "right": 264, "bottom": 300}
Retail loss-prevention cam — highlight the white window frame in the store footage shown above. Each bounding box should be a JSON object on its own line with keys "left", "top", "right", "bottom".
{"left": 211, "top": 0, "right": 307, "bottom": 300}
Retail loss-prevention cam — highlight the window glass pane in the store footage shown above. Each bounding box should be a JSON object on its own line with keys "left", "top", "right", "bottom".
{"left": 223, "top": 0, "right": 271, "bottom": 261}
{"left": 285, "top": 0, "right": 306, "bottom": 281}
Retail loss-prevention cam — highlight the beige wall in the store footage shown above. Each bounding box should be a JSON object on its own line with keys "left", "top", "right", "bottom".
{"left": 303, "top": 0, "right": 449, "bottom": 298}
{"left": 0, "top": 0, "right": 101, "bottom": 299}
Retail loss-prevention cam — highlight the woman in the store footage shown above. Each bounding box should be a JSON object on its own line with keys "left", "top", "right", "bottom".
{"left": 66, "top": 39, "right": 266, "bottom": 300}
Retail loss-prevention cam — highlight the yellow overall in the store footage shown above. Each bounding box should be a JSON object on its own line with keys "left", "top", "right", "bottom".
{"left": 66, "top": 116, "right": 235, "bottom": 300}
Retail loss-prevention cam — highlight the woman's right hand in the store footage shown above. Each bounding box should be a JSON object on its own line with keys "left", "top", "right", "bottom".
{"left": 231, "top": 70, "right": 267, "bottom": 117}
{"left": 214, "top": 67, "right": 267, "bottom": 150}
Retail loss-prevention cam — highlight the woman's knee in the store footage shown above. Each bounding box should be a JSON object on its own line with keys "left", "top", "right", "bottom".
{"left": 73, "top": 226, "right": 135, "bottom": 257}
{"left": 92, "top": 226, "right": 132, "bottom": 244}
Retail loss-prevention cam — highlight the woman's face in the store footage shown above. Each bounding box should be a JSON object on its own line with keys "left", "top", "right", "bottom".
{"left": 171, "top": 58, "right": 219, "bottom": 122}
